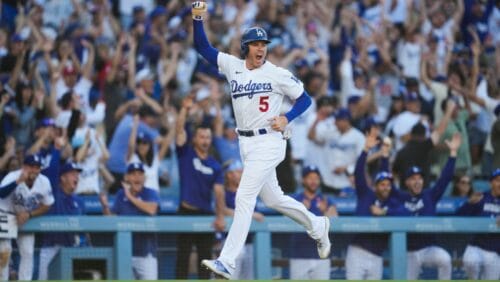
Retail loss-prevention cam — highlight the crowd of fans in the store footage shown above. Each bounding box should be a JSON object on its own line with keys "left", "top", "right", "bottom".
{"left": 0, "top": 0, "right": 498, "bottom": 280}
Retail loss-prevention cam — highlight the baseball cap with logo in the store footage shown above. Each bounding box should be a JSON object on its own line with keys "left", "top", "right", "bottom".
{"left": 490, "top": 168, "right": 500, "bottom": 180}
{"left": 137, "top": 132, "right": 152, "bottom": 143}
{"left": 60, "top": 162, "right": 83, "bottom": 175}
{"left": 127, "top": 162, "right": 145, "bottom": 173}
{"left": 405, "top": 166, "right": 423, "bottom": 179}
{"left": 302, "top": 165, "right": 321, "bottom": 177}
{"left": 23, "top": 154, "right": 42, "bottom": 167}
{"left": 375, "top": 171, "right": 393, "bottom": 183}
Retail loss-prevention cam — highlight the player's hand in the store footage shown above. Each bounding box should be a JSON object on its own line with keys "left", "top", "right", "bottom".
{"left": 302, "top": 198, "right": 311, "bottom": 209}
{"left": 268, "top": 116, "right": 288, "bottom": 132}
{"left": 445, "top": 132, "right": 461, "bottom": 155}
{"left": 370, "top": 205, "right": 387, "bottom": 216}
{"left": 468, "top": 192, "right": 483, "bottom": 204}
{"left": 213, "top": 216, "right": 225, "bottom": 232}
{"left": 16, "top": 169, "right": 29, "bottom": 185}
{"left": 16, "top": 211, "right": 30, "bottom": 226}
{"left": 252, "top": 212, "right": 265, "bottom": 222}
{"left": 381, "top": 136, "right": 392, "bottom": 157}
{"left": 191, "top": 1, "right": 207, "bottom": 21}
{"left": 122, "top": 181, "right": 133, "bottom": 199}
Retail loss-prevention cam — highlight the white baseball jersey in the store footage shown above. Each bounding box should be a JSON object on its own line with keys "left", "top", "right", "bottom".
{"left": 217, "top": 52, "right": 303, "bottom": 130}
{"left": 0, "top": 170, "right": 54, "bottom": 213}
{"left": 316, "top": 124, "right": 365, "bottom": 189}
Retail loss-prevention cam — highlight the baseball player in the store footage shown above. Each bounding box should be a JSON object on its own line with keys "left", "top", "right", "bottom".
{"left": 389, "top": 133, "right": 460, "bottom": 280}
{"left": 103, "top": 162, "right": 160, "bottom": 280}
{"left": 0, "top": 154, "right": 54, "bottom": 281}
{"left": 38, "top": 162, "right": 86, "bottom": 280}
{"left": 191, "top": 2, "right": 331, "bottom": 279}
{"left": 456, "top": 168, "right": 500, "bottom": 280}
{"left": 289, "top": 165, "right": 337, "bottom": 280}
{"left": 348, "top": 129, "right": 409, "bottom": 280}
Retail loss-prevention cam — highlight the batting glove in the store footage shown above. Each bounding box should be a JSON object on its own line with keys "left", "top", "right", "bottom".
{"left": 192, "top": 1, "right": 207, "bottom": 21}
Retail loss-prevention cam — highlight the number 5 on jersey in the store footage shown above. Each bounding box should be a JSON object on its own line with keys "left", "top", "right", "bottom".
{"left": 259, "top": 96, "right": 269, "bottom": 112}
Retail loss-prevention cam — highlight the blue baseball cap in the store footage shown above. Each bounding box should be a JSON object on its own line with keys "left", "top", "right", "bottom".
{"left": 137, "top": 132, "right": 152, "bottom": 143}
{"left": 374, "top": 171, "right": 393, "bottom": 183}
{"left": 60, "top": 162, "right": 82, "bottom": 175}
{"left": 302, "top": 165, "right": 321, "bottom": 177}
{"left": 404, "top": 91, "right": 419, "bottom": 102}
{"left": 490, "top": 168, "right": 500, "bottom": 180}
{"left": 127, "top": 162, "right": 145, "bottom": 173}
{"left": 334, "top": 108, "right": 351, "bottom": 120}
{"left": 405, "top": 166, "right": 423, "bottom": 179}
{"left": 36, "top": 118, "right": 56, "bottom": 130}
{"left": 23, "top": 154, "right": 42, "bottom": 167}
{"left": 347, "top": 95, "right": 362, "bottom": 105}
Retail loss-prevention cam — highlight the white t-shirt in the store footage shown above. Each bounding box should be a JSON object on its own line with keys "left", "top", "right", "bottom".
{"left": 289, "top": 104, "right": 316, "bottom": 161}
{"left": 398, "top": 41, "right": 421, "bottom": 78}
{"left": 316, "top": 124, "right": 365, "bottom": 189}
{"left": 74, "top": 128, "right": 103, "bottom": 195}
{"left": 0, "top": 170, "right": 54, "bottom": 213}
{"left": 217, "top": 53, "right": 303, "bottom": 130}
{"left": 303, "top": 117, "right": 335, "bottom": 168}
{"left": 55, "top": 77, "right": 92, "bottom": 112}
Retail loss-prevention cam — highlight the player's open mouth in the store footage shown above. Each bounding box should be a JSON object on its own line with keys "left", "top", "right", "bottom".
{"left": 256, "top": 55, "right": 263, "bottom": 60}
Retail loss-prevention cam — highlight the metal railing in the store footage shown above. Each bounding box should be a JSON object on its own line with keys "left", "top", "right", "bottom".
{"left": 21, "top": 216, "right": 498, "bottom": 279}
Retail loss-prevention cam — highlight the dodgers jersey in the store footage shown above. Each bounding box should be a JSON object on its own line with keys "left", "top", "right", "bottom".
{"left": 217, "top": 52, "right": 304, "bottom": 130}
{"left": 0, "top": 169, "right": 54, "bottom": 213}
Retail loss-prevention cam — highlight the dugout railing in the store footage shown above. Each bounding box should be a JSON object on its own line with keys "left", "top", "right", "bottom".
{"left": 20, "top": 216, "right": 498, "bottom": 280}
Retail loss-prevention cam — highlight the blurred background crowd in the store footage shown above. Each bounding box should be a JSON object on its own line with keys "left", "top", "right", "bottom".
{"left": 0, "top": 0, "right": 499, "bottom": 279}
{"left": 1, "top": 0, "right": 498, "bottom": 196}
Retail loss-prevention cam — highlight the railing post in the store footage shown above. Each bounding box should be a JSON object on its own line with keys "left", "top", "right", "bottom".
{"left": 254, "top": 231, "right": 272, "bottom": 279}
{"left": 115, "top": 231, "right": 133, "bottom": 279}
{"left": 390, "top": 231, "right": 407, "bottom": 279}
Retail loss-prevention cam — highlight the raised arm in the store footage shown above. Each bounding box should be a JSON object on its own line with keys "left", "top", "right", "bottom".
{"left": 355, "top": 129, "right": 380, "bottom": 195}
{"left": 175, "top": 95, "right": 194, "bottom": 147}
{"left": 430, "top": 133, "right": 460, "bottom": 201}
{"left": 192, "top": 2, "right": 219, "bottom": 67}
{"left": 126, "top": 115, "right": 140, "bottom": 162}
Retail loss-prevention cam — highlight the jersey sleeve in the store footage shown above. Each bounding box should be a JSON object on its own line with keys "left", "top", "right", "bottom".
{"left": 277, "top": 68, "right": 304, "bottom": 100}
{"left": 217, "top": 52, "right": 238, "bottom": 77}
{"left": 41, "top": 177, "right": 55, "bottom": 206}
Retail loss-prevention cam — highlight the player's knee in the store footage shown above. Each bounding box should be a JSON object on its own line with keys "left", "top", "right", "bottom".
{"left": 19, "top": 247, "right": 34, "bottom": 257}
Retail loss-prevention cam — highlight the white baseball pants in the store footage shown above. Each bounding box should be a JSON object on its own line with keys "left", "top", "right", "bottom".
{"left": 0, "top": 239, "right": 11, "bottom": 281}
{"left": 17, "top": 233, "right": 35, "bottom": 281}
{"left": 38, "top": 246, "right": 61, "bottom": 280}
{"left": 345, "top": 245, "right": 383, "bottom": 280}
{"left": 407, "top": 246, "right": 451, "bottom": 280}
{"left": 219, "top": 132, "right": 325, "bottom": 271}
{"left": 462, "top": 245, "right": 500, "bottom": 280}
{"left": 132, "top": 253, "right": 158, "bottom": 280}
{"left": 290, "top": 258, "right": 330, "bottom": 280}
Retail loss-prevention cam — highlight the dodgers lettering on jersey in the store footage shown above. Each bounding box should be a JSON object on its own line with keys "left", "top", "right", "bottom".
{"left": 217, "top": 52, "right": 303, "bottom": 130}
{"left": 0, "top": 169, "right": 54, "bottom": 213}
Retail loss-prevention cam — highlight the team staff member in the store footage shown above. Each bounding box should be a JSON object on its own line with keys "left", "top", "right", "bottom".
{"left": 104, "top": 163, "right": 160, "bottom": 280}
{"left": 175, "top": 95, "right": 226, "bottom": 279}
{"left": 457, "top": 168, "right": 500, "bottom": 280}
{"left": 0, "top": 154, "right": 54, "bottom": 281}
{"left": 191, "top": 2, "right": 331, "bottom": 279}
{"left": 390, "top": 133, "right": 460, "bottom": 280}
{"left": 289, "top": 165, "right": 337, "bottom": 280}
{"left": 38, "top": 162, "right": 86, "bottom": 280}
{"left": 348, "top": 129, "right": 409, "bottom": 280}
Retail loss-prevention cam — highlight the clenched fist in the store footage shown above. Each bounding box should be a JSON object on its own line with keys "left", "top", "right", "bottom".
{"left": 192, "top": 1, "right": 207, "bottom": 20}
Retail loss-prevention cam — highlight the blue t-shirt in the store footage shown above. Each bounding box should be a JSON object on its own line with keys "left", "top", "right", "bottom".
{"left": 289, "top": 191, "right": 334, "bottom": 259}
{"left": 351, "top": 151, "right": 410, "bottom": 256}
{"left": 392, "top": 157, "right": 456, "bottom": 251}
{"left": 36, "top": 145, "right": 61, "bottom": 189}
{"left": 42, "top": 185, "right": 85, "bottom": 247}
{"left": 107, "top": 115, "right": 159, "bottom": 174}
{"left": 213, "top": 136, "right": 240, "bottom": 165}
{"left": 457, "top": 191, "right": 500, "bottom": 253}
{"left": 176, "top": 144, "right": 224, "bottom": 212}
{"left": 112, "top": 187, "right": 160, "bottom": 257}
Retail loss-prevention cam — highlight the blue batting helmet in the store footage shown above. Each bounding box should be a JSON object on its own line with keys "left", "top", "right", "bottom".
{"left": 240, "top": 27, "right": 271, "bottom": 57}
